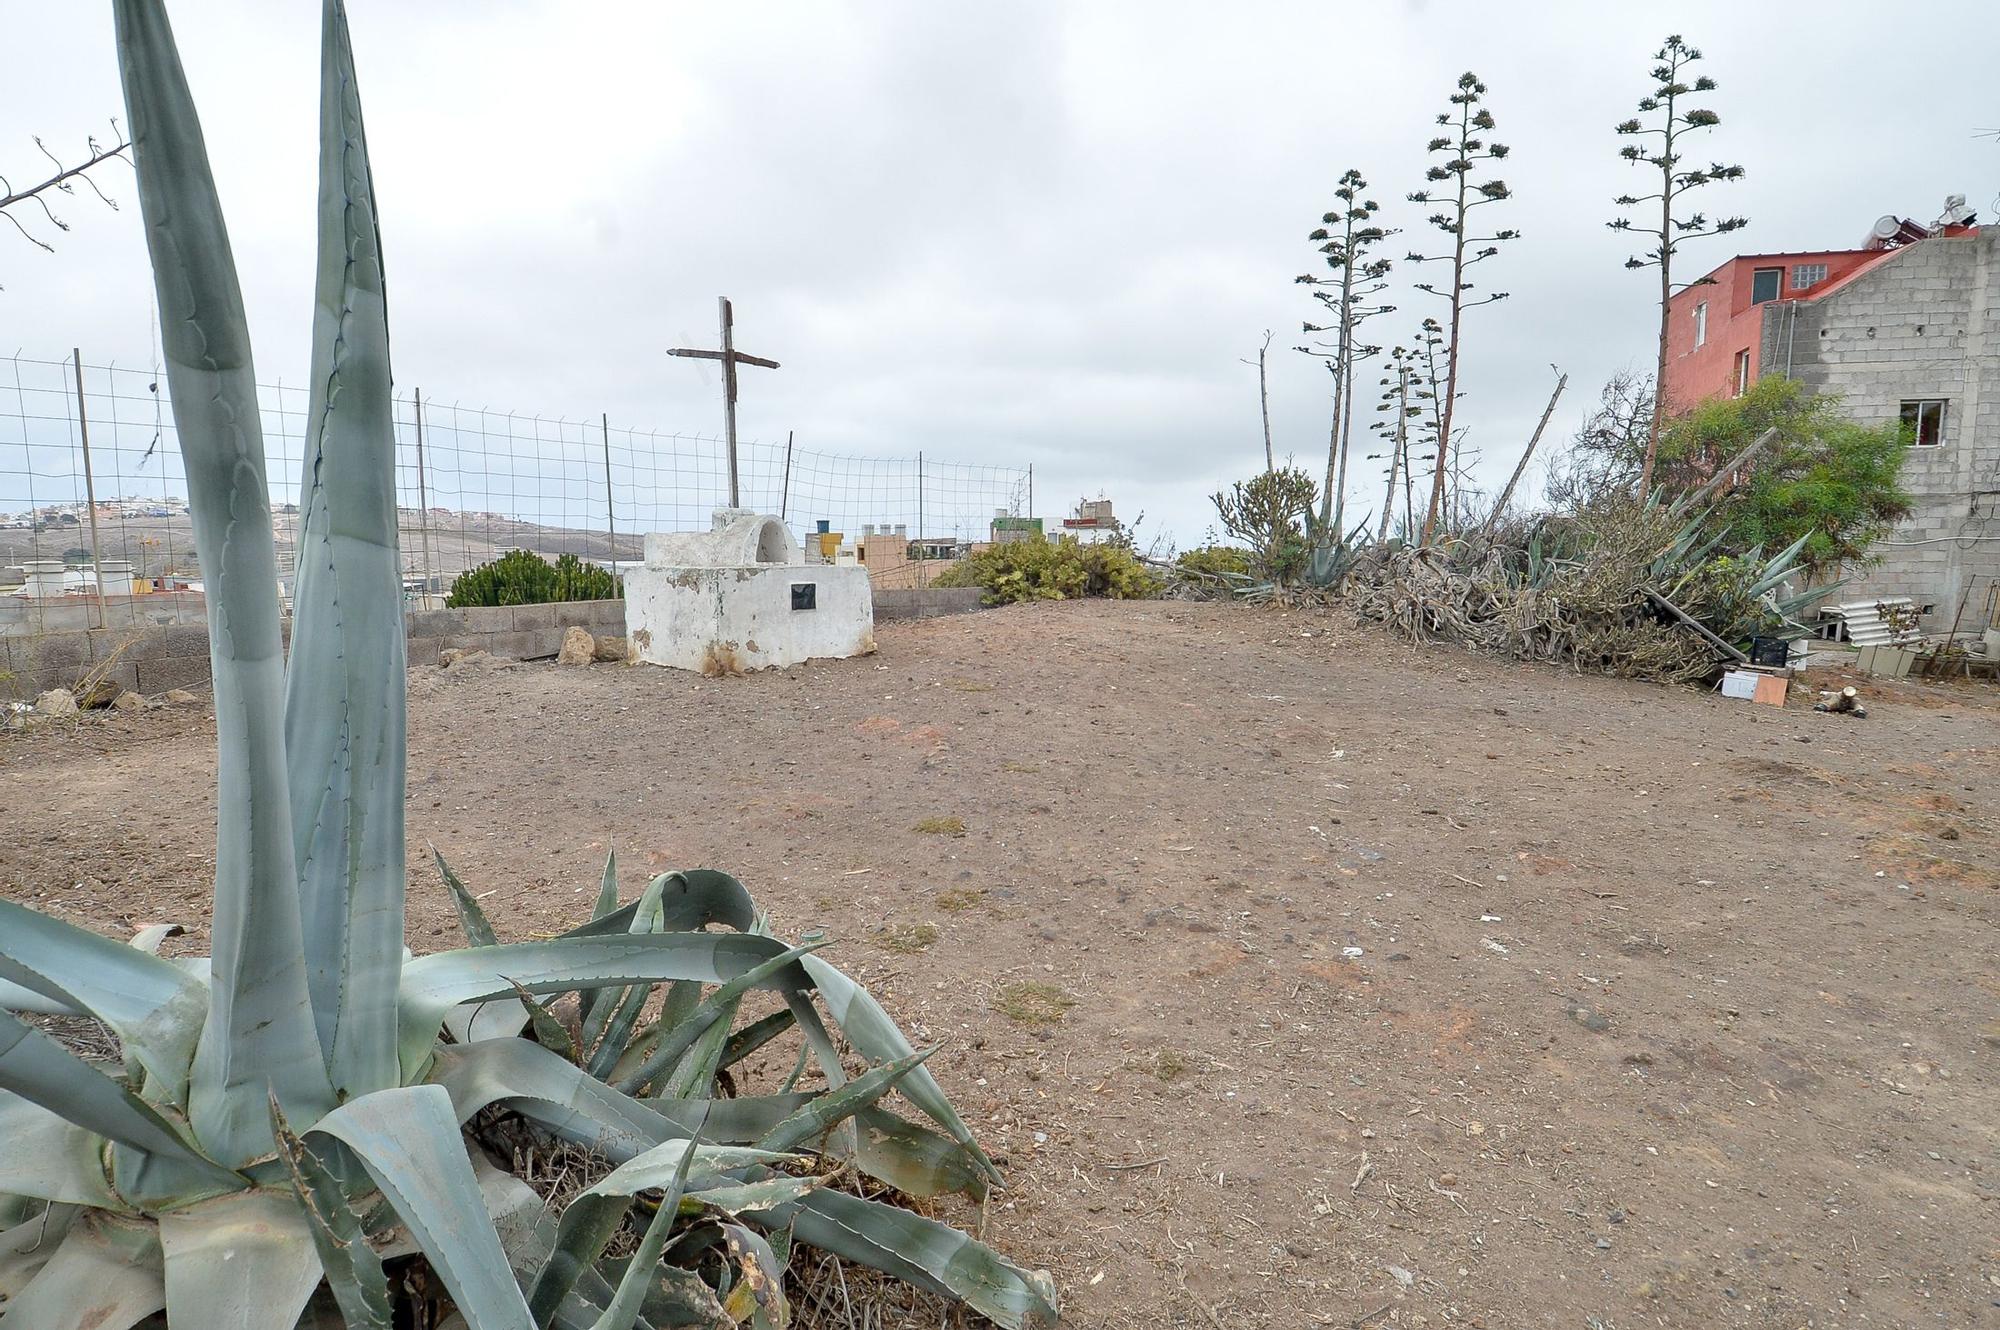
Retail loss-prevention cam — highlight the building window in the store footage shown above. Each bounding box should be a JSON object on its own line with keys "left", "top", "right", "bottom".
{"left": 1901, "top": 399, "right": 1948, "bottom": 448}
{"left": 1734, "top": 349, "right": 1751, "bottom": 395}
{"left": 1751, "top": 267, "right": 1783, "bottom": 304}
{"left": 1793, "top": 262, "right": 1829, "bottom": 290}
{"left": 1694, "top": 301, "right": 1708, "bottom": 347}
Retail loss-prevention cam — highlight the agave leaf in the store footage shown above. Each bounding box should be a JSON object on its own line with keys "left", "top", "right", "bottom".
{"left": 576, "top": 1135, "right": 702, "bottom": 1330}
{"left": 651, "top": 1000, "right": 733, "bottom": 1101}
{"left": 685, "top": 1174, "right": 818, "bottom": 1218}
{"left": 593, "top": 849, "right": 621, "bottom": 920}
{"left": 308, "top": 1085, "right": 535, "bottom": 1329}
{"left": 0, "top": 1203, "right": 78, "bottom": 1298}
{"left": 283, "top": 0, "right": 408, "bottom": 1104}
{"left": 0, "top": 1090, "right": 123, "bottom": 1209}
{"left": 781, "top": 1189, "right": 1058, "bottom": 1330}
{"left": 0, "top": 898, "right": 207, "bottom": 1107}
{"left": 272, "top": 1101, "right": 392, "bottom": 1330}
{"left": 564, "top": 869, "right": 757, "bottom": 940}
{"left": 433, "top": 848, "right": 499, "bottom": 949}
{"left": 429, "top": 1038, "right": 682, "bottom": 1162}
{"left": 583, "top": 983, "right": 652, "bottom": 1081}
{"left": 158, "top": 1188, "right": 325, "bottom": 1329}
{"left": 129, "top": 923, "right": 185, "bottom": 955}
{"left": 0, "top": 1209, "right": 166, "bottom": 1329}
{"left": 526, "top": 1133, "right": 701, "bottom": 1328}
{"left": 849, "top": 1105, "right": 989, "bottom": 1203}
{"left": 798, "top": 955, "right": 998, "bottom": 1184}
{"left": 754, "top": 1048, "right": 934, "bottom": 1155}
{"left": 0, "top": 1010, "right": 238, "bottom": 1200}
{"left": 398, "top": 933, "right": 813, "bottom": 1078}
{"left": 113, "top": 0, "right": 337, "bottom": 1165}
{"left": 718, "top": 1222, "right": 789, "bottom": 1329}
{"left": 612, "top": 943, "right": 828, "bottom": 1096}
{"left": 718, "top": 1008, "right": 795, "bottom": 1072}
{"left": 504, "top": 979, "right": 581, "bottom": 1065}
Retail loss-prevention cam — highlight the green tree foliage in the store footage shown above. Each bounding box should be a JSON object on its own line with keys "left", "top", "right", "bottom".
{"left": 935, "top": 535, "right": 1161, "bottom": 605}
{"left": 445, "top": 549, "right": 619, "bottom": 607}
{"left": 1211, "top": 467, "right": 1318, "bottom": 584}
{"left": 1662, "top": 379, "right": 1910, "bottom": 569}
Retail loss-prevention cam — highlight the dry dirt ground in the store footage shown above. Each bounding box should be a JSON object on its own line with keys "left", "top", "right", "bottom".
{"left": 4, "top": 599, "right": 1998, "bottom": 1329}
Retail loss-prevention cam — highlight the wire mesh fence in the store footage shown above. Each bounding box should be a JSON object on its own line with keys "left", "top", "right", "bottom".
{"left": 0, "top": 352, "right": 1031, "bottom": 634}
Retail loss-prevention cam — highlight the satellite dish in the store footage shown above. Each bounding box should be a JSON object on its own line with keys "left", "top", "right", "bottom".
{"left": 1870, "top": 214, "right": 1902, "bottom": 240}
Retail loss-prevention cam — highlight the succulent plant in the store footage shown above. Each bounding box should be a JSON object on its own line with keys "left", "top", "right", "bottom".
{"left": 0, "top": 5, "right": 1056, "bottom": 1327}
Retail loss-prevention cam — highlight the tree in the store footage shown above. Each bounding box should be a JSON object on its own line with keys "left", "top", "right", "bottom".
{"left": 1608, "top": 35, "right": 1747, "bottom": 496}
{"left": 1659, "top": 377, "right": 1910, "bottom": 570}
{"left": 1211, "top": 466, "right": 1318, "bottom": 584}
{"left": 1296, "top": 169, "right": 1395, "bottom": 543}
{"left": 0, "top": 124, "right": 130, "bottom": 285}
{"left": 1407, "top": 72, "right": 1517, "bottom": 543}
{"left": 1366, "top": 346, "right": 1421, "bottom": 541}
{"left": 1545, "top": 370, "right": 1655, "bottom": 509}
{"left": 1241, "top": 330, "right": 1275, "bottom": 472}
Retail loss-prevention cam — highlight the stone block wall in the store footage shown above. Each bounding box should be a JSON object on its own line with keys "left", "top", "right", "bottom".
{"left": 2, "top": 590, "right": 984, "bottom": 699}
{"left": 1757, "top": 231, "right": 2000, "bottom": 623}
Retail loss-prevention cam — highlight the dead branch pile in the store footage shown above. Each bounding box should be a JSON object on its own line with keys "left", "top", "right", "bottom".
{"left": 1342, "top": 541, "right": 1718, "bottom": 683}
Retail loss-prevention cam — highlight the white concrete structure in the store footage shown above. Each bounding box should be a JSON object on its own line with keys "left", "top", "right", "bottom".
{"left": 624, "top": 509, "right": 875, "bottom": 675}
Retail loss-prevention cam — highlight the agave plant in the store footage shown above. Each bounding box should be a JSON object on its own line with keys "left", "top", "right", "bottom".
{"left": 0, "top": 4, "right": 1057, "bottom": 1327}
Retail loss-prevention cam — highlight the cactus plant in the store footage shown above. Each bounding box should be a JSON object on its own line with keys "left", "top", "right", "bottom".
{"left": 0, "top": 5, "right": 1056, "bottom": 1327}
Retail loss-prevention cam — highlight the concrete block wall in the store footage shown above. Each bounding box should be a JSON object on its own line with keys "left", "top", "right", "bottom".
{"left": 3, "top": 590, "right": 984, "bottom": 699}
{"left": 1760, "top": 231, "right": 2000, "bottom": 623}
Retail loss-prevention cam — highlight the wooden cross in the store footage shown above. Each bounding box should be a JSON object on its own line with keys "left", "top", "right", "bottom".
{"left": 667, "top": 296, "right": 780, "bottom": 509}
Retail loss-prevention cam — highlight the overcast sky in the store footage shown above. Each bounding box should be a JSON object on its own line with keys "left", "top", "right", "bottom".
{"left": 5, "top": 1, "right": 1996, "bottom": 547}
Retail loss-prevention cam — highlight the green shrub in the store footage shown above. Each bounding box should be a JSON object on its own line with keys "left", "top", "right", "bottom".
{"left": 445, "top": 548, "right": 620, "bottom": 607}
{"left": 1174, "top": 544, "right": 1253, "bottom": 577}
{"left": 935, "top": 535, "right": 1161, "bottom": 605}
{"left": 1211, "top": 468, "right": 1317, "bottom": 584}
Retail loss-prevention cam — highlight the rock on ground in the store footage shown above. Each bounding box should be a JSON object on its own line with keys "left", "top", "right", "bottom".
{"left": 33, "top": 688, "right": 78, "bottom": 716}
{"left": 557, "top": 625, "right": 596, "bottom": 666}
{"left": 593, "top": 635, "right": 629, "bottom": 663}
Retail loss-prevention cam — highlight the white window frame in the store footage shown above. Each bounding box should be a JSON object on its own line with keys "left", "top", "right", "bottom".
{"left": 1901, "top": 398, "right": 1948, "bottom": 448}
{"left": 1750, "top": 267, "right": 1784, "bottom": 304}
{"left": 1694, "top": 301, "right": 1708, "bottom": 348}
{"left": 1734, "top": 349, "right": 1751, "bottom": 396}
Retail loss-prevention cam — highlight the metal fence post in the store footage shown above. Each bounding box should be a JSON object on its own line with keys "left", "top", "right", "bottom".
{"left": 779, "top": 429, "right": 794, "bottom": 521}
{"left": 71, "top": 348, "right": 107, "bottom": 630}
{"left": 601, "top": 412, "right": 615, "bottom": 564}
{"left": 1027, "top": 463, "right": 1034, "bottom": 522}
{"left": 916, "top": 450, "right": 924, "bottom": 540}
{"left": 413, "top": 388, "right": 436, "bottom": 602}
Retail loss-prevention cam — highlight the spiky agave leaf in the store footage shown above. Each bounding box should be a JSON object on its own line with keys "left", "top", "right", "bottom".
{"left": 307, "top": 1085, "right": 534, "bottom": 1329}
{"left": 284, "top": 0, "right": 408, "bottom": 1104}
{"left": 0, "top": 900, "right": 207, "bottom": 1107}
{"left": 782, "top": 1189, "right": 1059, "bottom": 1330}
{"left": 113, "top": 0, "right": 335, "bottom": 1165}
{"left": 0, "top": 1209, "right": 166, "bottom": 1329}
{"left": 158, "top": 1189, "right": 325, "bottom": 1329}
{"left": 395, "top": 932, "right": 818, "bottom": 1077}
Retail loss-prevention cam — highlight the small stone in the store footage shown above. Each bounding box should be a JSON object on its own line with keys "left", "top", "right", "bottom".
{"left": 32, "top": 688, "right": 78, "bottom": 716}
{"left": 110, "top": 690, "right": 144, "bottom": 711}
{"left": 1594, "top": 1237, "right": 1611, "bottom": 1250}
{"left": 1608, "top": 1209, "right": 1626, "bottom": 1224}
{"left": 1926, "top": 1151, "right": 1942, "bottom": 1161}
{"left": 593, "top": 634, "right": 629, "bottom": 663}
{"left": 556, "top": 625, "right": 596, "bottom": 666}
{"left": 163, "top": 688, "right": 199, "bottom": 705}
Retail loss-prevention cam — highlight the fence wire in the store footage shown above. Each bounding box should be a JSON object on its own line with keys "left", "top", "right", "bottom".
{"left": 0, "top": 353, "right": 1031, "bottom": 623}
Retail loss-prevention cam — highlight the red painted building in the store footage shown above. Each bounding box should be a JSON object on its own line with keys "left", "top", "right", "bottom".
{"left": 1662, "top": 247, "right": 1895, "bottom": 412}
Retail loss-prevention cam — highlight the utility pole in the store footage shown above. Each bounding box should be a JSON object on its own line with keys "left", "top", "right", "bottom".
{"left": 667, "top": 297, "right": 780, "bottom": 510}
